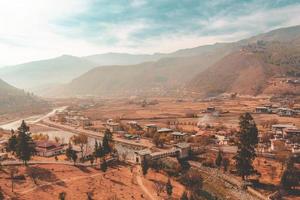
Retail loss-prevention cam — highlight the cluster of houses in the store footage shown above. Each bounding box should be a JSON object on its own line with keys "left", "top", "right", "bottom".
{"left": 105, "top": 119, "right": 188, "bottom": 143}
{"left": 50, "top": 110, "right": 92, "bottom": 128}
{"left": 263, "top": 124, "right": 300, "bottom": 154}
{"left": 255, "top": 104, "right": 300, "bottom": 117}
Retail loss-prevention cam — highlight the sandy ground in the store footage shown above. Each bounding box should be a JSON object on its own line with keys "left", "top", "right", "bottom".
{"left": 0, "top": 163, "right": 186, "bottom": 200}
{"left": 0, "top": 164, "right": 146, "bottom": 200}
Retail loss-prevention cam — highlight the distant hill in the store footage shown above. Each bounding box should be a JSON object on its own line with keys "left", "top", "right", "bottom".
{"left": 84, "top": 53, "right": 164, "bottom": 66}
{"left": 188, "top": 41, "right": 300, "bottom": 96}
{"left": 51, "top": 25, "right": 300, "bottom": 97}
{"left": 48, "top": 47, "right": 233, "bottom": 97}
{"left": 0, "top": 79, "right": 48, "bottom": 114}
{"left": 0, "top": 55, "right": 97, "bottom": 90}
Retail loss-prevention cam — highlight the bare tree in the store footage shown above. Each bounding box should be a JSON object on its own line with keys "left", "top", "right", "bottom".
{"left": 154, "top": 181, "right": 165, "bottom": 196}
{"left": 8, "top": 166, "right": 18, "bottom": 192}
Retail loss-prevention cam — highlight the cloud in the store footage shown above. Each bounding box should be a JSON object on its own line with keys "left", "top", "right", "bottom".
{"left": 0, "top": 0, "right": 300, "bottom": 65}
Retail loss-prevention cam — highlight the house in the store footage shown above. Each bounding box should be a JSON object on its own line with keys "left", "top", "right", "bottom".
{"left": 283, "top": 129, "right": 300, "bottom": 138}
{"left": 171, "top": 132, "right": 187, "bottom": 141}
{"left": 157, "top": 128, "right": 173, "bottom": 134}
{"left": 106, "top": 122, "right": 122, "bottom": 132}
{"left": 35, "top": 140, "right": 65, "bottom": 157}
{"left": 291, "top": 144, "right": 300, "bottom": 154}
{"left": 255, "top": 106, "right": 272, "bottom": 114}
{"left": 174, "top": 143, "right": 191, "bottom": 158}
{"left": 272, "top": 124, "right": 296, "bottom": 135}
{"left": 215, "top": 135, "right": 229, "bottom": 145}
{"left": 277, "top": 108, "right": 296, "bottom": 117}
{"left": 270, "top": 138, "right": 286, "bottom": 152}
{"left": 144, "top": 124, "right": 157, "bottom": 135}
{"left": 127, "top": 121, "right": 143, "bottom": 131}
{"left": 134, "top": 149, "right": 151, "bottom": 164}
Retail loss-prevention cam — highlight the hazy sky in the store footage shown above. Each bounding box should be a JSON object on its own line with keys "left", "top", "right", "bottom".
{"left": 0, "top": 0, "right": 300, "bottom": 66}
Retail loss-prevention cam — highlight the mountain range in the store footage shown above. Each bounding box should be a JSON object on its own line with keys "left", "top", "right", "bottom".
{"left": 1, "top": 25, "right": 300, "bottom": 98}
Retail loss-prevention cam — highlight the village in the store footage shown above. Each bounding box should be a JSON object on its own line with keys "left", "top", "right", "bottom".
{"left": 0, "top": 95, "right": 299, "bottom": 199}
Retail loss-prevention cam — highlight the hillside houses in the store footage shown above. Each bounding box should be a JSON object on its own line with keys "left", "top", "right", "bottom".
{"left": 267, "top": 124, "right": 300, "bottom": 154}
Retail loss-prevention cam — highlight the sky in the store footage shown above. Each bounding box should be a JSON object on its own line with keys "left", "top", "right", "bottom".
{"left": 0, "top": 0, "right": 300, "bottom": 66}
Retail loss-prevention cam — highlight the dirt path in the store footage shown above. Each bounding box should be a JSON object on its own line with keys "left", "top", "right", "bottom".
{"left": 135, "top": 167, "right": 156, "bottom": 200}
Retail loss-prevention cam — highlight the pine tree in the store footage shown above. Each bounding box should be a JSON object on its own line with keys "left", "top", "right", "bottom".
{"left": 102, "top": 129, "right": 113, "bottom": 155}
{"left": 166, "top": 178, "right": 173, "bottom": 197}
{"left": 65, "top": 143, "right": 73, "bottom": 160}
{"left": 180, "top": 191, "right": 189, "bottom": 200}
{"left": 7, "top": 130, "right": 17, "bottom": 154}
{"left": 94, "top": 140, "right": 99, "bottom": 162}
{"left": 15, "top": 120, "right": 35, "bottom": 165}
{"left": 234, "top": 113, "right": 258, "bottom": 180}
{"left": 141, "top": 158, "right": 149, "bottom": 176}
{"left": 215, "top": 150, "right": 222, "bottom": 168}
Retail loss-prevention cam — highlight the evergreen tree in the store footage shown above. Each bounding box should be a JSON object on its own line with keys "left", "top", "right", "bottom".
{"left": 94, "top": 140, "right": 99, "bottom": 162}
{"left": 100, "top": 158, "right": 108, "bottom": 172}
{"left": 222, "top": 157, "right": 230, "bottom": 172}
{"left": 166, "top": 178, "right": 173, "bottom": 197}
{"left": 180, "top": 191, "right": 189, "bottom": 200}
{"left": 141, "top": 158, "right": 149, "bottom": 176}
{"left": 65, "top": 143, "right": 73, "bottom": 160}
{"left": 234, "top": 113, "right": 258, "bottom": 180}
{"left": 215, "top": 150, "right": 223, "bottom": 168}
{"left": 102, "top": 129, "right": 113, "bottom": 155}
{"left": 7, "top": 130, "right": 17, "bottom": 154}
{"left": 70, "top": 150, "right": 78, "bottom": 165}
{"left": 280, "top": 157, "right": 299, "bottom": 191}
{"left": 15, "top": 120, "right": 35, "bottom": 165}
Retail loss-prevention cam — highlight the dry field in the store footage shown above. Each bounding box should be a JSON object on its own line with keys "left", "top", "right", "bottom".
{"left": 0, "top": 164, "right": 143, "bottom": 200}
{"left": 80, "top": 97, "right": 300, "bottom": 130}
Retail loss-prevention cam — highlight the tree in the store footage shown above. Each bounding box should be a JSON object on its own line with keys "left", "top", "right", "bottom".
{"left": 102, "top": 129, "right": 113, "bottom": 155}
{"left": 141, "top": 158, "right": 149, "bottom": 176}
{"left": 8, "top": 166, "right": 18, "bottom": 192}
{"left": 179, "top": 169, "right": 203, "bottom": 195}
{"left": 180, "top": 191, "right": 189, "bottom": 200}
{"left": 166, "top": 178, "right": 173, "bottom": 197}
{"left": 70, "top": 150, "right": 78, "bottom": 165}
{"left": 0, "top": 187, "right": 4, "bottom": 200}
{"left": 94, "top": 141, "right": 104, "bottom": 162}
{"left": 222, "top": 157, "right": 230, "bottom": 172}
{"left": 100, "top": 158, "right": 108, "bottom": 172}
{"left": 71, "top": 134, "right": 88, "bottom": 162}
{"left": 154, "top": 181, "right": 165, "bottom": 196}
{"left": 66, "top": 143, "right": 73, "bottom": 160}
{"left": 215, "top": 150, "right": 223, "bottom": 168}
{"left": 280, "top": 157, "right": 299, "bottom": 191}
{"left": 58, "top": 192, "right": 66, "bottom": 200}
{"left": 7, "top": 131, "right": 17, "bottom": 154}
{"left": 234, "top": 113, "right": 258, "bottom": 180}
{"left": 15, "top": 120, "right": 35, "bottom": 165}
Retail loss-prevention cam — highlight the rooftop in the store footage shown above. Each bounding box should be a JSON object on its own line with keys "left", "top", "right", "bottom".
{"left": 158, "top": 128, "right": 173, "bottom": 133}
